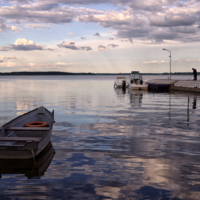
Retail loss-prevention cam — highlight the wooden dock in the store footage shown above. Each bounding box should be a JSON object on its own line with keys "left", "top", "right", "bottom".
{"left": 146, "top": 79, "right": 200, "bottom": 93}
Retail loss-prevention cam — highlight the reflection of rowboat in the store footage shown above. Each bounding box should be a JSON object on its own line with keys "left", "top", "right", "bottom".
{"left": 0, "top": 106, "right": 54, "bottom": 159}
{"left": 0, "top": 141, "right": 55, "bottom": 179}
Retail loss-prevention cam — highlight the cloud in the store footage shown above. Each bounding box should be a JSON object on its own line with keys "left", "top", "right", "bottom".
{"left": 77, "top": 3, "right": 200, "bottom": 43}
{"left": 149, "top": 14, "right": 197, "bottom": 27}
{"left": 0, "top": 2, "right": 105, "bottom": 25}
{"left": 143, "top": 59, "right": 200, "bottom": 65}
{"left": 57, "top": 41, "right": 80, "bottom": 50}
{"left": 78, "top": 10, "right": 150, "bottom": 40}
{"left": 8, "top": 25, "right": 22, "bottom": 32}
{"left": 24, "top": 24, "right": 53, "bottom": 29}
{"left": 0, "top": 56, "right": 17, "bottom": 61}
{"left": 169, "top": 26, "right": 197, "bottom": 34}
{"left": 173, "top": 59, "right": 200, "bottom": 63}
{"left": 0, "top": 61, "right": 17, "bottom": 67}
{"left": 80, "top": 46, "right": 93, "bottom": 51}
{"left": 0, "top": 3, "right": 77, "bottom": 24}
{"left": 68, "top": 32, "right": 74, "bottom": 35}
{"left": 94, "top": 33, "right": 100, "bottom": 37}
{"left": 28, "top": 63, "right": 35, "bottom": 67}
{"left": 81, "top": 37, "right": 86, "bottom": 39}
{"left": 13, "top": 38, "right": 44, "bottom": 50}
{"left": 98, "top": 45, "right": 107, "bottom": 51}
{"left": 57, "top": 41, "right": 92, "bottom": 51}
{"left": 0, "top": 46, "right": 12, "bottom": 51}
{"left": 150, "top": 29, "right": 179, "bottom": 42}
{"left": 129, "top": 38, "right": 133, "bottom": 43}
{"left": 0, "top": 19, "right": 22, "bottom": 32}
{"left": 55, "top": 62, "right": 75, "bottom": 66}
{"left": 108, "top": 44, "right": 118, "bottom": 48}
{"left": 143, "top": 60, "right": 168, "bottom": 64}
{"left": 0, "top": 38, "right": 50, "bottom": 51}
{"left": 2, "top": 0, "right": 200, "bottom": 44}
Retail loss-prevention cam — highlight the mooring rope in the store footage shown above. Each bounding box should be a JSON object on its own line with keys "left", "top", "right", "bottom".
{"left": 27, "top": 148, "right": 37, "bottom": 167}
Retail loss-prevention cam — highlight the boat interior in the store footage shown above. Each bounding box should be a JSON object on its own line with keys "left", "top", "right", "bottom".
{"left": 0, "top": 107, "right": 53, "bottom": 139}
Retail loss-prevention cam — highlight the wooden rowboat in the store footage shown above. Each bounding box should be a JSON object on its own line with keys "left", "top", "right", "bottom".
{"left": 0, "top": 106, "right": 54, "bottom": 159}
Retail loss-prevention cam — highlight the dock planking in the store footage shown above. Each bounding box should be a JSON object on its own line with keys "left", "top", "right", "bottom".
{"left": 146, "top": 79, "right": 178, "bottom": 92}
{"left": 146, "top": 79, "right": 200, "bottom": 93}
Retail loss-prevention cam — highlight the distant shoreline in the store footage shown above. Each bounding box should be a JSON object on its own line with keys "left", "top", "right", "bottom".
{"left": 0, "top": 71, "right": 195, "bottom": 76}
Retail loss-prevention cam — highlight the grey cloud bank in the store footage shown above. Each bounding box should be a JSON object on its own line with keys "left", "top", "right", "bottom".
{"left": 1, "top": 0, "right": 200, "bottom": 43}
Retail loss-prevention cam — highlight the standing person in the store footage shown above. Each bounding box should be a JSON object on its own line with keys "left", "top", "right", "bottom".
{"left": 192, "top": 68, "right": 197, "bottom": 80}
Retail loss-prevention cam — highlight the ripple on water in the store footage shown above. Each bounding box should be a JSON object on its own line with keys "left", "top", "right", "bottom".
{"left": 0, "top": 75, "right": 200, "bottom": 199}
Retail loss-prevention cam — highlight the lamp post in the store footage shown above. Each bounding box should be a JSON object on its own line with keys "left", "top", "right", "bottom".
{"left": 163, "top": 48, "right": 171, "bottom": 80}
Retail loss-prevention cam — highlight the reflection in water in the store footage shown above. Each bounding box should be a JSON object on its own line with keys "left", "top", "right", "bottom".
{"left": 114, "top": 87, "right": 127, "bottom": 100}
{"left": 193, "top": 96, "right": 197, "bottom": 109}
{"left": 0, "top": 142, "right": 55, "bottom": 179}
{"left": 129, "top": 90, "right": 146, "bottom": 107}
{"left": 187, "top": 96, "right": 198, "bottom": 126}
{"left": 169, "top": 93, "right": 171, "bottom": 120}
{"left": 187, "top": 97, "right": 190, "bottom": 126}
{"left": 1, "top": 76, "right": 200, "bottom": 199}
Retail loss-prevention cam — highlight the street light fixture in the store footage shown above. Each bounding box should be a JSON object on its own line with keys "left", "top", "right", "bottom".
{"left": 162, "top": 48, "right": 171, "bottom": 80}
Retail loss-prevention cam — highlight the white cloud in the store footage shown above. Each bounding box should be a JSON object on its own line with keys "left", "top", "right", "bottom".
{"left": 0, "top": 38, "right": 52, "bottom": 51}
{"left": 24, "top": 24, "right": 53, "bottom": 29}
{"left": 55, "top": 62, "right": 75, "bottom": 66}
{"left": 0, "top": 61, "right": 17, "bottom": 67}
{"left": 143, "top": 60, "right": 168, "bottom": 64}
{"left": 98, "top": 45, "right": 107, "bottom": 51}
{"left": 28, "top": 63, "right": 35, "bottom": 66}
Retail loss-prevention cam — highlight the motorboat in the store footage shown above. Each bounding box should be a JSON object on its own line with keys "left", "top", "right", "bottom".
{"left": 114, "top": 76, "right": 129, "bottom": 88}
{"left": 0, "top": 106, "right": 54, "bottom": 159}
{"left": 128, "top": 71, "right": 148, "bottom": 90}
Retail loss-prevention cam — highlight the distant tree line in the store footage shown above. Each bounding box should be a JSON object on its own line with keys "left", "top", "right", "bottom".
{"left": 0, "top": 71, "right": 195, "bottom": 76}
{"left": 0, "top": 71, "right": 95, "bottom": 75}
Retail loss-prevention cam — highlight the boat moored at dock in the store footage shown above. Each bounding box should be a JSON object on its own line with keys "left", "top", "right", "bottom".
{"left": 128, "top": 71, "right": 148, "bottom": 90}
{"left": 114, "top": 76, "right": 129, "bottom": 88}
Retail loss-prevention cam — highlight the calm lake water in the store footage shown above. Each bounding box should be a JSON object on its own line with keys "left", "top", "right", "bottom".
{"left": 0, "top": 75, "right": 200, "bottom": 200}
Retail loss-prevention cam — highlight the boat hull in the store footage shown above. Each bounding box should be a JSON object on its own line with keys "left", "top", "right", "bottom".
{"left": 114, "top": 84, "right": 129, "bottom": 88}
{"left": 0, "top": 129, "right": 52, "bottom": 159}
{"left": 129, "top": 84, "right": 148, "bottom": 90}
{"left": 114, "top": 77, "right": 128, "bottom": 88}
{"left": 0, "top": 106, "right": 54, "bottom": 159}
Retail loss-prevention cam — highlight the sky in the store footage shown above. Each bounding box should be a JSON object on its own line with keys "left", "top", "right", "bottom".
{"left": 0, "top": 0, "right": 200, "bottom": 73}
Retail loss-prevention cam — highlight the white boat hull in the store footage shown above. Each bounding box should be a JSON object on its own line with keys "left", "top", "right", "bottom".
{"left": 129, "top": 83, "right": 148, "bottom": 90}
{"left": 114, "top": 77, "right": 128, "bottom": 88}
{"left": 114, "top": 84, "right": 129, "bottom": 88}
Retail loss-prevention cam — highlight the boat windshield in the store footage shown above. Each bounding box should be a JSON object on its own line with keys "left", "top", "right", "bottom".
{"left": 117, "top": 77, "right": 126, "bottom": 79}
{"left": 130, "top": 73, "right": 142, "bottom": 80}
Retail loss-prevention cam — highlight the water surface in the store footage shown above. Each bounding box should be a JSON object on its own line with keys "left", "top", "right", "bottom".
{"left": 0, "top": 75, "right": 200, "bottom": 199}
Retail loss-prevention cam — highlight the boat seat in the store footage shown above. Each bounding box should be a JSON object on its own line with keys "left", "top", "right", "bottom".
{"left": 7, "top": 132, "right": 17, "bottom": 137}
{"left": 0, "top": 137, "right": 41, "bottom": 142}
{"left": 5, "top": 127, "right": 50, "bottom": 131}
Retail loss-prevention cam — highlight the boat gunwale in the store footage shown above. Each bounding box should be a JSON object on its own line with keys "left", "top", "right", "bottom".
{"left": 1, "top": 107, "right": 54, "bottom": 143}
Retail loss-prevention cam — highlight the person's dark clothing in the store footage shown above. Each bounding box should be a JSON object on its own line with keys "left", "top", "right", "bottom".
{"left": 192, "top": 68, "right": 197, "bottom": 80}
